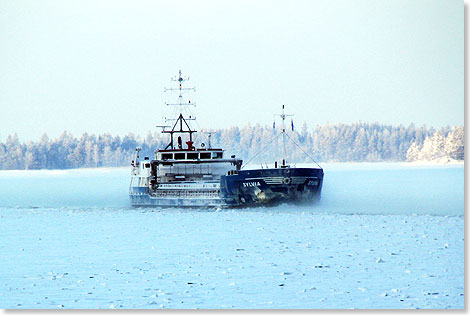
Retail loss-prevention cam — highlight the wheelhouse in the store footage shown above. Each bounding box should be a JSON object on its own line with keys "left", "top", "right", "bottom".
{"left": 156, "top": 149, "right": 224, "bottom": 161}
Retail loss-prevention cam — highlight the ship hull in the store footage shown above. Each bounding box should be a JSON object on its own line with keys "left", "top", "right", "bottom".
{"left": 129, "top": 194, "right": 226, "bottom": 207}
{"left": 129, "top": 168, "right": 323, "bottom": 208}
{"left": 129, "top": 182, "right": 226, "bottom": 207}
{"left": 220, "top": 168, "right": 323, "bottom": 207}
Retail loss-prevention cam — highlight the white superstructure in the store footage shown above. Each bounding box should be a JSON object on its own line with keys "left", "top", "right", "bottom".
{"left": 129, "top": 71, "right": 242, "bottom": 207}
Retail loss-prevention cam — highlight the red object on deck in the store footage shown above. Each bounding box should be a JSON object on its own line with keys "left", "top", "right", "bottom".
{"left": 186, "top": 141, "right": 194, "bottom": 150}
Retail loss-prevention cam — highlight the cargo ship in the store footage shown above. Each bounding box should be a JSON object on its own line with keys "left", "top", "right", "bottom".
{"left": 129, "top": 71, "right": 323, "bottom": 207}
{"left": 220, "top": 105, "right": 323, "bottom": 206}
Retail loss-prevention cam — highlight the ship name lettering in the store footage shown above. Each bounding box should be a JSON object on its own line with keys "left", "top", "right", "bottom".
{"left": 243, "top": 181, "right": 261, "bottom": 187}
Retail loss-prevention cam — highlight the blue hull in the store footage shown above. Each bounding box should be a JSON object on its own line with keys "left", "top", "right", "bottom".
{"left": 220, "top": 167, "right": 324, "bottom": 206}
{"left": 129, "top": 168, "right": 323, "bottom": 207}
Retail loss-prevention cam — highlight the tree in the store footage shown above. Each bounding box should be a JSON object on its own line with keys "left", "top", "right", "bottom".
{"left": 406, "top": 127, "right": 464, "bottom": 162}
{"left": 444, "top": 126, "right": 464, "bottom": 160}
{"left": 406, "top": 142, "right": 421, "bottom": 161}
{"left": 24, "top": 141, "right": 40, "bottom": 170}
{"left": 418, "top": 132, "right": 446, "bottom": 161}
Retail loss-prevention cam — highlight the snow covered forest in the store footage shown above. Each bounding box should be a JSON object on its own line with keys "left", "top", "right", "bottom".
{"left": 0, "top": 122, "right": 464, "bottom": 170}
{"left": 406, "top": 125, "right": 464, "bottom": 162}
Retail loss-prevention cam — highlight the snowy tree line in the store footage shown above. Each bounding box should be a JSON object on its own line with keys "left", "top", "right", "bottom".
{"left": 0, "top": 122, "right": 463, "bottom": 170}
{"left": 0, "top": 132, "right": 164, "bottom": 170}
{"left": 206, "top": 122, "right": 462, "bottom": 164}
{"left": 406, "top": 126, "right": 464, "bottom": 162}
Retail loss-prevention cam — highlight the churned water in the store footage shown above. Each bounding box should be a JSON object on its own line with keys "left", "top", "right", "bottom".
{"left": 0, "top": 163, "right": 464, "bottom": 308}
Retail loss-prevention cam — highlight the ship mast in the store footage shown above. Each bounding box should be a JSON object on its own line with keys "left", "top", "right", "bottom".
{"left": 277, "top": 104, "right": 293, "bottom": 166}
{"left": 164, "top": 70, "right": 196, "bottom": 108}
{"left": 242, "top": 104, "right": 322, "bottom": 169}
{"left": 160, "top": 70, "right": 197, "bottom": 150}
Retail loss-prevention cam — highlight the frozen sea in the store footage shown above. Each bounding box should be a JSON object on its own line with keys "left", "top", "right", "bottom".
{"left": 0, "top": 163, "right": 464, "bottom": 309}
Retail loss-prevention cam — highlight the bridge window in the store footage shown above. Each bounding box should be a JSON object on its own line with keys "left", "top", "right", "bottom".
{"left": 212, "top": 152, "right": 223, "bottom": 159}
{"left": 200, "top": 152, "right": 211, "bottom": 159}
{"left": 187, "top": 152, "right": 199, "bottom": 159}
{"left": 174, "top": 153, "right": 186, "bottom": 160}
{"left": 162, "top": 153, "right": 173, "bottom": 160}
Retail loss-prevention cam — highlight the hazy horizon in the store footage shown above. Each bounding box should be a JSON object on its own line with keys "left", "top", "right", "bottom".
{"left": 0, "top": 0, "right": 463, "bottom": 141}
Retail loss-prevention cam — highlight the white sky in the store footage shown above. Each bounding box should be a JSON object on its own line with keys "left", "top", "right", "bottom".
{"left": 0, "top": 0, "right": 463, "bottom": 141}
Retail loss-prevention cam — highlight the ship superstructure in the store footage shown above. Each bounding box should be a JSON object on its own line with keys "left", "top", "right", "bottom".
{"left": 129, "top": 71, "right": 242, "bottom": 207}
